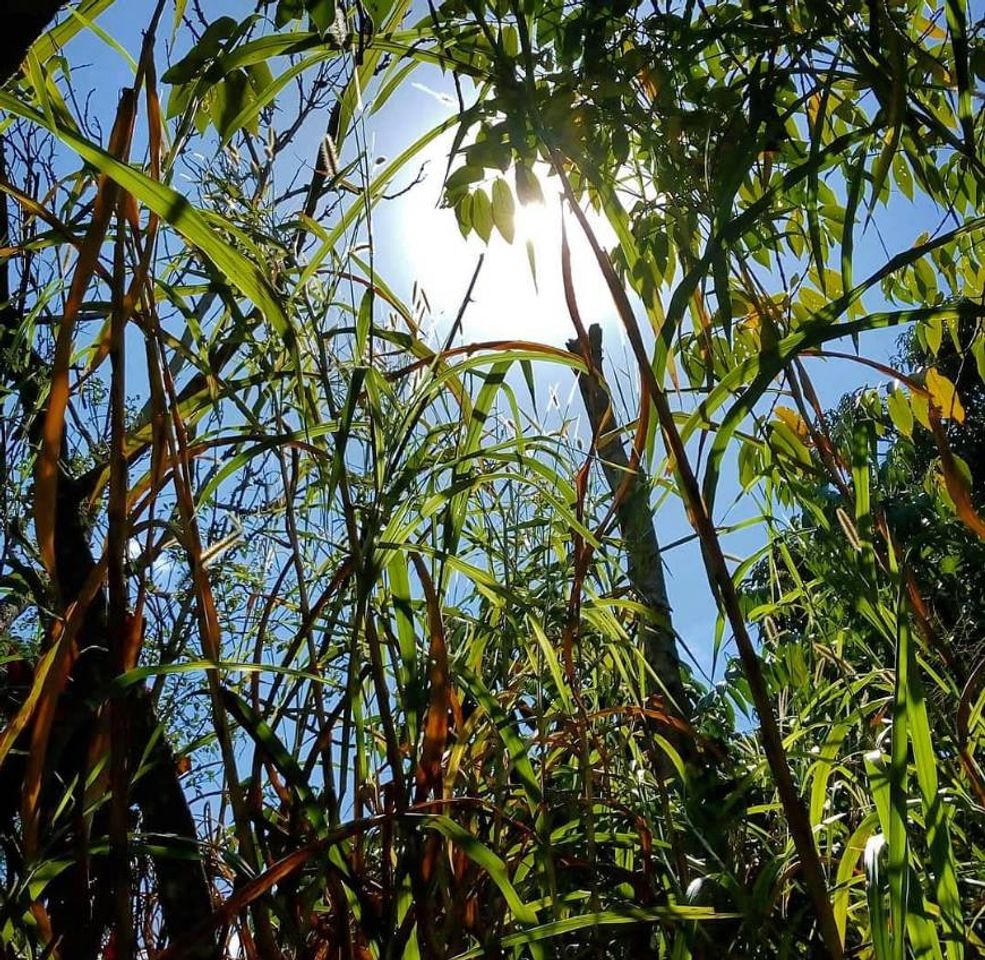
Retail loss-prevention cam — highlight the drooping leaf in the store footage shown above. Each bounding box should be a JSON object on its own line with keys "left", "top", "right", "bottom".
{"left": 491, "top": 177, "right": 515, "bottom": 243}
{"left": 472, "top": 187, "right": 493, "bottom": 242}
{"left": 925, "top": 368, "right": 965, "bottom": 423}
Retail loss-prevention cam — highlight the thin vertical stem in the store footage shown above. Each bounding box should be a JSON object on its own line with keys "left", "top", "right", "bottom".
{"left": 108, "top": 202, "right": 132, "bottom": 959}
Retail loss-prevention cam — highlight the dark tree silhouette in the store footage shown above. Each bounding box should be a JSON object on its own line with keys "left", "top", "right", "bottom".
{"left": 2, "top": 3, "right": 70, "bottom": 83}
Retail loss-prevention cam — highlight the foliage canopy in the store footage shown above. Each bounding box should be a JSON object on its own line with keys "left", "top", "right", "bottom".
{"left": 0, "top": 0, "right": 984, "bottom": 957}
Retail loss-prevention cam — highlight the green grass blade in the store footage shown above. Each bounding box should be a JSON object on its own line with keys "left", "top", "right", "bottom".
{"left": 0, "top": 92, "right": 291, "bottom": 342}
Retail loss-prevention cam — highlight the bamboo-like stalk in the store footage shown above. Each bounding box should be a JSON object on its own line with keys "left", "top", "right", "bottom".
{"left": 108, "top": 200, "right": 132, "bottom": 959}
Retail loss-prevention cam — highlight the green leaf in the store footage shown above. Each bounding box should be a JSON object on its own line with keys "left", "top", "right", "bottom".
{"left": 445, "top": 165, "right": 484, "bottom": 195}
{"left": 308, "top": 0, "right": 337, "bottom": 33}
{"left": 387, "top": 554, "right": 418, "bottom": 727}
{"left": 459, "top": 668, "right": 542, "bottom": 813}
{"left": 491, "top": 178, "right": 515, "bottom": 243}
{"left": 972, "top": 336, "right": 985, "bottom": 382}
{"left": 410, "top": 814, "right": 538, "bottom": 924}
{"left": 864, "top": 834, "right": 892, "bottom": 960}
{"left": 438, "top": 361, "right": 512, "bottom": 568}
{"left": 923, "top": 312, "right": 943, "bottom": 355}
{"left": 0, "top": 92, "right": 292, "bottom": 345}
{"left": 448, "top": 906, "right": 723, "bottom": 959}
{"left": 900, "top": 606, "right": 965, "bottom": 958}
{"left": 809, "top": 723, "right": 847, "bottom": 828}
{"left": 246, "top": 60, "right": 274, "bottom": 94}
{"left": 65, "top": 4, "right": 137, "bottom": 73}
{"left": 515, "top": 162, "right": 544, "bottom": 206}
{"left": 886, "top": 386, "right": 913, "bottom": 438}
{"left": 834, "top": 813, "right": 879, "bottom": 942}
{"left": 31, "top": 0, "right": 117, "bottom": 66}
{"left": 944, "top": 0, "right": 974, "bottom": 152}
{"left": 220, "top": 48, "right": 342, "bottom": 146}
{"left": 455, "top": 193, "right": 473, "bottom": 238}
{"left": 525, "top": 239, "right": 538, "bottom": 291}
{"left": 212, "top": 69, "right": 257, "bottom": 139}
{"left": 356, "top": 288, "right": 373, "bottom": 361}
{"left": 889, "top": 606, "right": 910, "bottom": 960}
{"left": 161, "top": 16, "right": 237, "bottom": 83}
{"left": 220, "top": 688, "right": 323, "bottom": 827}
{"left": 172, "top": 0, "right": 188, "bottom": 41}
{"left": 893, "top": 153, "right": 913, "bottom": 201}
{"left": 842, "top": 148, "right": 865, "bottom": 295}
{"left": 472, "top": 188, "right": 493, "bottom": 242}
{"left": 276, "top": 0, "right": 305, "bottom": 27}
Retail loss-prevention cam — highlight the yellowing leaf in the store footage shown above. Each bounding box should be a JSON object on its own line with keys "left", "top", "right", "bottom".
{"left": 926, "top": 368, "right": 965, "bottom": 423}
{"left": 771, "top": 421, "right": 812, "bottom": 466}
{"left": 639, "top": 66, "right": 660, "bottom": 101}
{"left": 807, "top": 92, "right": 821, "bottom": 127}
{"left": 775, "top": 406, "right": 809, "bottom": 441}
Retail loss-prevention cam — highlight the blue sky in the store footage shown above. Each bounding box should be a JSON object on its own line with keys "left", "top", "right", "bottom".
{"left": 59, "top": 0, "right": 942, "bottom": 683}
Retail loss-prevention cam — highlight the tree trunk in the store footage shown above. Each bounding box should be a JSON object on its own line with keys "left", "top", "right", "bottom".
{"left": 566, "top": 324, "right": 693, "bottom": 726}
{"left": 0, "top": 134, "right": 218, "bottom": 959}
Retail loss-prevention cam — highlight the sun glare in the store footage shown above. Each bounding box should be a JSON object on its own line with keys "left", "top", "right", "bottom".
{"left": 513, "top": 192, "right": 557, "bottom": 248}
{"left": 394, "top": 145, "right": 622, "bottom": 347}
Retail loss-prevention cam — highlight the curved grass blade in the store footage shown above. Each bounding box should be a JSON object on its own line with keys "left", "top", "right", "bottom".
{"left": 0, "top": 91, "right": 291, "bottom": 342}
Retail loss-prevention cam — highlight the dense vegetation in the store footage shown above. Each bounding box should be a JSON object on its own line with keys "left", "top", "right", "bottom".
{"left": 0, "top": 0, "right": 984, "bottom": 957}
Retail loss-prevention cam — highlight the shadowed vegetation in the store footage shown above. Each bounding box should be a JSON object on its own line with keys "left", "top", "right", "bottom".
{"left": 0, "top": 0, "right": 984, "bottom": 957}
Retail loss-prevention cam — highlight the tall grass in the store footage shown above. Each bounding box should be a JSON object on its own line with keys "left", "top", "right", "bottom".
{"left": 0, "top": 0, "right": 983, "bottom": 957}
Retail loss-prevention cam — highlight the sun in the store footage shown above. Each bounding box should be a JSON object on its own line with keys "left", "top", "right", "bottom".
{"left": 513, "top": 192, "right": 559, "bottom": 248}
{"left": 393, "top": 145, "right": 622, "bottom": 345}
